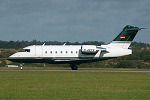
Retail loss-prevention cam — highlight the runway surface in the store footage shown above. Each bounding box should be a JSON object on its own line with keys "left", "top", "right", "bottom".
{"left": 0, "top": 69, "right": 150, "bottom": 72}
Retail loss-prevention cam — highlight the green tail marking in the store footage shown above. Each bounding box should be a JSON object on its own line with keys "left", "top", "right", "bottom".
{"left": 113, "top": 25, "right": 141, "bottom": 41}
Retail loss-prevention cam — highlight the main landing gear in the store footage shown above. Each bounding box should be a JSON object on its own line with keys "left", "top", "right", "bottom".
{"left": 70, "top": 64, "right": 78, "bottom": 70}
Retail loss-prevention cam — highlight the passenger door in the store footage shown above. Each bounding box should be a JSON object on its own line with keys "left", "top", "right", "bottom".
{"left": 35, "top": 46, "right": 43, "bottom": 58}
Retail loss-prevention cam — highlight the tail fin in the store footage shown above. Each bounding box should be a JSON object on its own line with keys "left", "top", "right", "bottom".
{"left": 108, "top": 25, "right": 143, "bottom": 49}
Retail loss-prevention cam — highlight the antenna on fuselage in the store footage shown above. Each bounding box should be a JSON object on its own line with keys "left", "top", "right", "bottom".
{"left": 43, "top": 43, "right": 45, "bottom": 46}
{"left": 63, "top": 43, "right": 66, "bottom": 46}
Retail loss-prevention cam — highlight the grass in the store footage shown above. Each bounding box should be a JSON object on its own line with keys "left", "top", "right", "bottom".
{"left": 0, "top": 71, "right": 150, "bottom": 100}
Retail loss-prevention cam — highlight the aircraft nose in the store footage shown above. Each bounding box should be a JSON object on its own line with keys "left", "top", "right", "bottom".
{"left": 7, "top": 54, "right": 16, "bottom": 61}
{"left": 7, "top": 57, "right": 13, "bottom": 61}
{"left": 7, "top": 56, "right": 19, "bottom": 63}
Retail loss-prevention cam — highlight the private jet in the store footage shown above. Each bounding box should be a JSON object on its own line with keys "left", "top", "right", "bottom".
{"left": 7, "top": 25, "right": 144, "bottom": 70}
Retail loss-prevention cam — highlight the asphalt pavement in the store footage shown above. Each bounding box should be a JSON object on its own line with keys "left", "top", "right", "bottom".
{"left": 0, "top": 68, "right": 150, "bottom": 72}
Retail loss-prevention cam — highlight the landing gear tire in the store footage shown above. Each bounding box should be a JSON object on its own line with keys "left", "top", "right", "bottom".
{"left": 70, "top": 64, "right": 78, "bottom": 70}
{"left": 20, "top": 63, "right": 23, "bottom": 70}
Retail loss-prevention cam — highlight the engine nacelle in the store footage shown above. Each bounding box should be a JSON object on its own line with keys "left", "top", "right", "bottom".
{"left": 81, "top": 45, "right": 97, "bottom": 54}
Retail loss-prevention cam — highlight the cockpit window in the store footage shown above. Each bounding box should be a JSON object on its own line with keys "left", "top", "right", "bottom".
{"left": 19, "top": 49, "right": 30, "bottom": 52}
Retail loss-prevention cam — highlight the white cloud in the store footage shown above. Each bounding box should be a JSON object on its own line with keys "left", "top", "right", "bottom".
{"left": 0, "top": 0, "right": 150, "bottom": 43}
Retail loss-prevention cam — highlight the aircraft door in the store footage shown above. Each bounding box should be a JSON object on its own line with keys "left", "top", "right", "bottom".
{"left": 35, "top": 46, "right": 43, "bottom": 58}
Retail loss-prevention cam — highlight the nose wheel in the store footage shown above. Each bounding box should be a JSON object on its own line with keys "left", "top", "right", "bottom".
{"left": 20, "top": 63, "right": 23, "bottom": 70}
{"left": 70, "top": 64, "right": 78, "bottom": 70}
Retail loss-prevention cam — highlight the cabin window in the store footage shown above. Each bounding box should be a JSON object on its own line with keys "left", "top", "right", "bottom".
{"left": 66, "top": 51, "right": 68, "bottom": 54}
{"left": 50, "top": 51, "right": 52, "bottom": 54}
{"left": 60, "top": 51, "right": 63, "bottom": 54}
{"left": 76, "top": 51, "right": 78, "bottom": 54}
{"left": 19, "top": 49, "right": 30, "bottom": 52}
{"left": 45, "top": 51, "right": 47, "bottom": 54}
{"left": 55, "top": 51, "right": 57, "bottom": 54}
{"left": 71, "top": 51, "right": 73, "bottom": 54}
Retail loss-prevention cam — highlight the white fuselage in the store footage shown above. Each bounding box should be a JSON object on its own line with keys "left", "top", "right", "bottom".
{"left": 8, "top": 44, "right": 132, "bottom": 64}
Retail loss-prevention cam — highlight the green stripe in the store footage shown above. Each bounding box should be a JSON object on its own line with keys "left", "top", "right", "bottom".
{"left": 7, "top": 57, "right": 115, "bottom": 64}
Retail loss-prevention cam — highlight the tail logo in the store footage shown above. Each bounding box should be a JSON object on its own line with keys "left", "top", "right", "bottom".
{"left": 120, "top": 36, "right": 125, "bottom": 38}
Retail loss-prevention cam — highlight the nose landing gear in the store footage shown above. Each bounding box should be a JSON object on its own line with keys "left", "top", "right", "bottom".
{"left": 20, "top": 63, "right": 23, "bottom": 70}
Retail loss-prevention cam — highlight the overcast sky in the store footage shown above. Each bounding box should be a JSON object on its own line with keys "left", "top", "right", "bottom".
{"left": 0, "top": 0, "right": 150, "bottom": 43}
